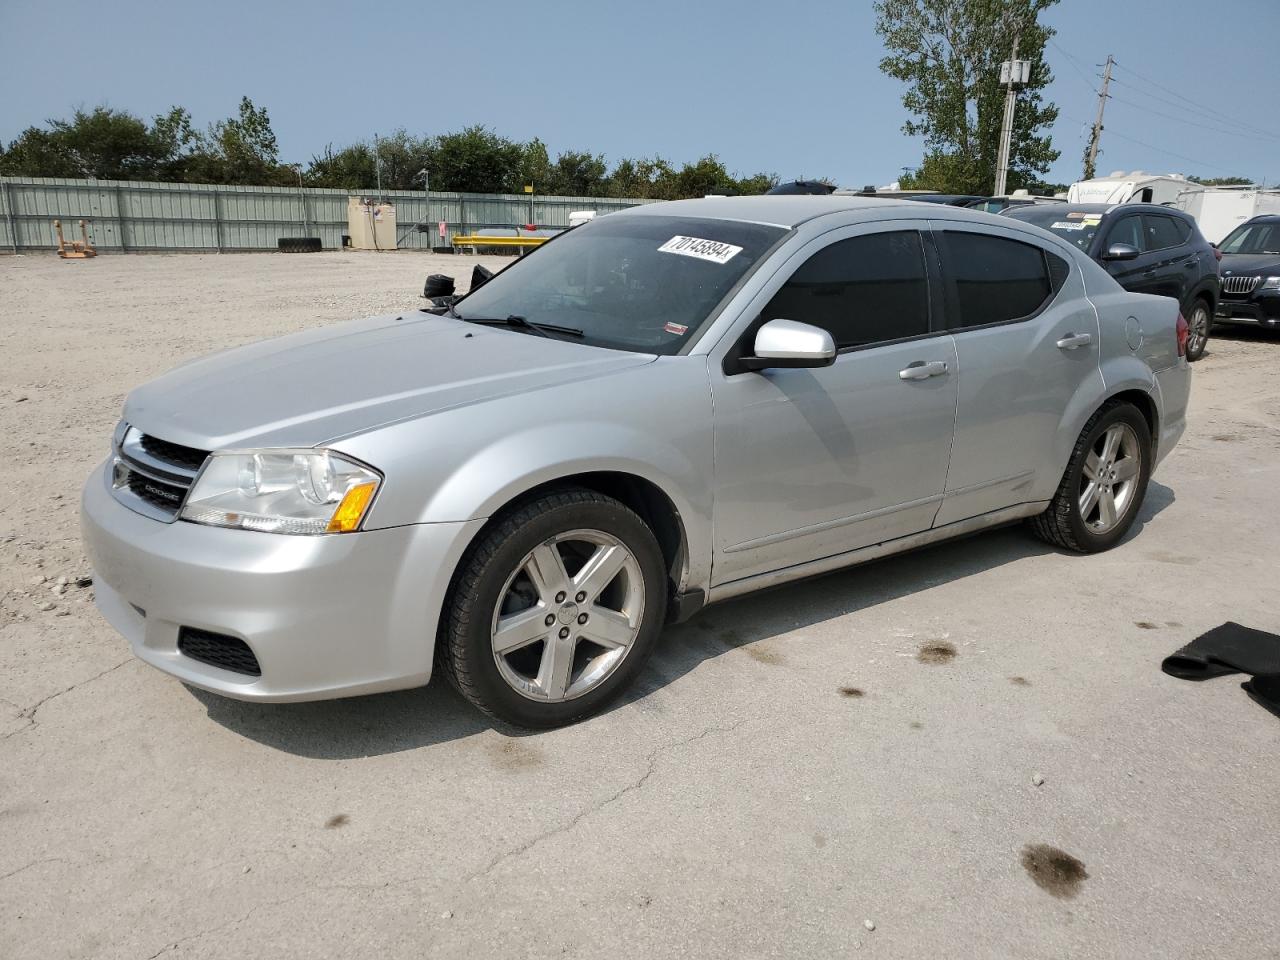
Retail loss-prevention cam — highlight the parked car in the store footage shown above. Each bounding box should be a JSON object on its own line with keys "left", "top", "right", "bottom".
{"left": 1002, "top": 202, "right": 1219, "bottom": 361}
{"left": 966, "top": 192, "right": 1066, "bottom": 214}
{"left": 1212, "top": 215, "right": 1280, "bottom": 329}
{"left": 81, "top": 197, "right": 1191, "bottom": 728}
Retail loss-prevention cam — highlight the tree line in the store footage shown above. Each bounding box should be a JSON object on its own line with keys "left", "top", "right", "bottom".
{"left": 0, "top": 98, "right": 780, "bottom": 199}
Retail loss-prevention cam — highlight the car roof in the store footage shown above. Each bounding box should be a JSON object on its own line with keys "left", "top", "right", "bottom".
{"left": 617, "top": 195, "right": 993, "bottom": 229}
{"left": 1004, "top": 202, "right": 1192, "bottom": 220}
{"left": 1246, "top": 214, "right": 1280, "bottom": 224}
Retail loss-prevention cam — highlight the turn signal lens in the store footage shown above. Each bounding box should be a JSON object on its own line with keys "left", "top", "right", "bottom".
{"left": 327, "top": 481, "right": 378, "bottom": 533}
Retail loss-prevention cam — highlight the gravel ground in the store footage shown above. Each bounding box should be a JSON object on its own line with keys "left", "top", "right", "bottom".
{"left": 1, "top": 250, "right": 1279, "bottom": 959}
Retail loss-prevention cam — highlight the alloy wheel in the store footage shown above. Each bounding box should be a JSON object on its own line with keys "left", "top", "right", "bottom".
{"left": 1078, "top": 423, "right": 1142, "bottom": 533}
{"left": 490, "top": 529, "right": 645, "bottom": 702}
{"left": 1188, "top": 304, "right": 1210, "bottom": 357}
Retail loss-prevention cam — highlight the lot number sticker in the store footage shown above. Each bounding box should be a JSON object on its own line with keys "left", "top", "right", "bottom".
{"left": 1051, "top": 221, "right": 1087, "bottom": 231}
{"left": 658, "top": 235, "right": 743, "bottom": 264}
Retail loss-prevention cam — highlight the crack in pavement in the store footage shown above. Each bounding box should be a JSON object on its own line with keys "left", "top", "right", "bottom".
{"left": 2, "top": 658, "right": 133, "bottom": 741}
{"left": 465, "top": 716, "right": 757, "bottom": 884}
{"left": 0, "top": 857, "right": 67, "bottom": 882}
{"left": 144, "top": 892, "right": 310, "bottom": 959}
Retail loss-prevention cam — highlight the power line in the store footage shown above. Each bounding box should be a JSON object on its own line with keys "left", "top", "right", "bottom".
{"left": 1046, "top": 38, "right": 1101, "bottom": 93}
{"left": 1107, "top": 77, "right": 1266, "bottom": 138}
{"left": 1108, "top": 93, "right": 1280, "bottom": 145}
{"left": 1110, "top": 60, "right": 1266, "bottom": 137}
{"left": 1059, "top": 112, "right": 1238, "bottom": 175}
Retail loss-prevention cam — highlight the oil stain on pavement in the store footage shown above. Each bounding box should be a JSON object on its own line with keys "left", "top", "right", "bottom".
{"left": 324, "top": 814, "right": 350, "bottom": 829}
{"left": 1021, "top": 844, "right": 1089, "bottom": 899}
{"left": 838, "top": 686, "right": 865, "bottom": 698}
{"left": 917, "top": 641, "right": 957, "bottom": 664}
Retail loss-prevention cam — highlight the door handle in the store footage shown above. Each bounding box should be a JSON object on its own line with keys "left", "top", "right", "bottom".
{"left": 1056, "top": 332, "right": 1093, "bottom": 350}
{"left": 899, "top": 360, "right": 949, "bottom": 380}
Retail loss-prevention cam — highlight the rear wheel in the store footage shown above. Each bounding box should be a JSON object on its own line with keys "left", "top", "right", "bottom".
{"left": 438, "top": 487, "right": 667, "bottom": 728}
{"left": 1186, "top": 298, "right": 1211, "bottom": 361}
{"left": 1028, "top": 402, "right": 1152, "bottom": 553}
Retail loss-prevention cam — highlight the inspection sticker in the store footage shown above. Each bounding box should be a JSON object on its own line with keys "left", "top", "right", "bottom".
{"left": 1051, "top": 221, "right": 1087, "bottom": 231}
{"left": 664, "top": 321, "right": 689, "bottom": 336}
{"left": 658, "top": 235, "right": 743, "bottom": 264}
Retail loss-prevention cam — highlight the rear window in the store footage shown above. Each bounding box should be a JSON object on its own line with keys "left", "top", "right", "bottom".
{"left": 939, "top": 232, "right": 1054, "bottom": 328}
{"left": 1004, "top": 206, "right": 1103, "bottom": 251}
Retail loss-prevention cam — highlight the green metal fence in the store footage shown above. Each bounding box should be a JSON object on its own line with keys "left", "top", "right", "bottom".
{"left": 0, "top": 177, "right": 654, "bottom": 253}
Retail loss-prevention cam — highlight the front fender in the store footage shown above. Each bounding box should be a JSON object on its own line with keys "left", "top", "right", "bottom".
{"left": 333, "top": 357, "right": 716, "bottom": 593}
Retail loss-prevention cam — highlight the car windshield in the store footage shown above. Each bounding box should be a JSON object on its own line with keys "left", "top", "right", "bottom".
{"left": 454, "top": 215, "right": 787, "bottom": 354}
{"left": 1219, "top": 222, "right": 1280, "bottom": 255}
{"left": 1003, "top": 206, "right": 1104, "bottom": 251}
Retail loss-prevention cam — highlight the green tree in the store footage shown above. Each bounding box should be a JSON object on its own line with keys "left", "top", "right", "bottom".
{"left": 188, "top": 96, "right": 288, "bottom": 185}
{"left": 876, "top": 0, "right": 1060, "bottom": 195}
{"left": 429, "top": 125, "right": 525, "bottom": 193}
{"left": 0, "top": 106, "right": 184, "bottom": 180}
{"left": 1187, "top": 175, "right": 1254, "bottom": 186}
{"left": 551, "top": 149, "right": 609, "bottom": 196}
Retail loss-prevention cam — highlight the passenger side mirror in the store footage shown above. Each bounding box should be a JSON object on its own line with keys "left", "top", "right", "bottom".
{"left": 1102, "top": 242, "right": 1140, "bottom": 262}
{"left": 741, "top": 319, "right": 837, "bottom": 371}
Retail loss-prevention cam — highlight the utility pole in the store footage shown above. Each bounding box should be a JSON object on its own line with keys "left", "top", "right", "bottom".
{"left": 1083, "top": 55, "right": 1114, "bottom": 181}
{"left": 993, "top": 33, "right": 1020, "bottom": 197}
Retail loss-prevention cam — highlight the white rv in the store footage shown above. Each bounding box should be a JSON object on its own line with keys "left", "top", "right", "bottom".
{"left": 1068, "top": 171, "right": 1204, "bottom": 207}
{"left": 1174, "top": 186, "right": 1280, "bottom": 244}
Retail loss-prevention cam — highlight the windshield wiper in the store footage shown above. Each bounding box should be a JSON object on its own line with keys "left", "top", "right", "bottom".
{"left": 456, "top": 313, "right": 584, "bottom": 339}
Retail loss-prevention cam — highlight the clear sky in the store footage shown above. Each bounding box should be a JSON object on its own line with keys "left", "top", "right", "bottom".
{"left": 2, "top": 0, "right": 1277, "bottom": 188}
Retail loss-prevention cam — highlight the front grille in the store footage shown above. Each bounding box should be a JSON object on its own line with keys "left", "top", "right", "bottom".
{"left": 1222, "top": 275, "right": 1260, "bottom": 295}
{"left": 110, "top": 427, "right": 209, "bottom": 521}
{"left": 178, "top": 628, "right": 262, "bottom": 677}
{"left": 125, "top": 472, "right": 187, "bottom": 511}
{"left": 139, "top": 434, "right": 209, "bottom": 473}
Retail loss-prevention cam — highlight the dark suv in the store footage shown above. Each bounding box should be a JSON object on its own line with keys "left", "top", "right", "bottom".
{"left": 1002, "top": 203, "right": 1219, "bottom": 360}
{"left": 1214, "top": 215, "right": 1280, "bottom": 330}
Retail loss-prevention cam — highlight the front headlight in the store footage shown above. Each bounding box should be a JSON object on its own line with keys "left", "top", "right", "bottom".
{"left": 180, "top": 449, "right": 381, "bottom": 535}
{"left": 1261, "top": 276, "right": 1280, "bottom": 291}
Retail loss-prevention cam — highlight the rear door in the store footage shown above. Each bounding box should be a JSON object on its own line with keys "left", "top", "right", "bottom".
{"left": 930, "top": 223, "right": 1104, "bottom": 526}
{"left": 709, "top": 223, "right": 959, "bottom": 585}
{"left": 1141, "top": 213, "right": 1195, "bottom": 305}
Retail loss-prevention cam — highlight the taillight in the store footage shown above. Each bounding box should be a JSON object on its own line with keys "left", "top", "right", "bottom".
{"left": 1176, "top": 311, "right": 1189, "bottom": 357}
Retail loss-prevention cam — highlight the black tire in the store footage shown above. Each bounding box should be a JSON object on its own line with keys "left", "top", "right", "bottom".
{"left": 1185, "top": 297, "right": 1211, "bottom": 362}
{"left": 1028, "top": 401, "right": 1153, "bottom": 553}
{"left": 277, "top": 237, "right": 321, "bottom": 254}
{"left": 437, "top": 487, "right": 667, "bottom": 728}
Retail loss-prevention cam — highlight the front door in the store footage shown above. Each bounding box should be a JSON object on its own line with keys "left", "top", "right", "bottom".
{"left": 709, "top": 225, "right": 959, "bottom": 586}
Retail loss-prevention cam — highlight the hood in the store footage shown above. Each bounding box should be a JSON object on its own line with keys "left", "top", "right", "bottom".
{"left": 1219, "top": 253, "right": 1280, "bottom": 276}
{"left": 123, "top": 313, "right": 655, "bottom": 450}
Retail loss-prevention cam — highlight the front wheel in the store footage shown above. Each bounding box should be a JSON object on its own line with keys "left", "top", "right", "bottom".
{"left": 437, "top": 487, "right": 667, "bottom": 728}
{"left": 1028, "top": 402, "right": 1153, "bottom": 553}
{"left": 1186, "top": 299, "right": 1211, "bottom": 362}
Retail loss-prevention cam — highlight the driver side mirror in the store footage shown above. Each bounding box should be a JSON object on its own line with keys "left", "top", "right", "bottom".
{"left": 1102, "top": 242, "right": 1140, "bottom": 262}
{"left": 740, "top": 319, "right": 837, "bottom": 371}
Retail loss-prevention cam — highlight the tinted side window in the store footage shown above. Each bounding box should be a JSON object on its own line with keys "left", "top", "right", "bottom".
{"left": 1145, "top": 214, "right": 1183, "bottom": 250}
{"left": 762, "top": 231, "right": 930, "bottom": 349}
{"left": 1109, "top": 215, "right": 1147, "bottom": 251}
{"left": 938, "top": 231, "right": 1053, "bottom": 328}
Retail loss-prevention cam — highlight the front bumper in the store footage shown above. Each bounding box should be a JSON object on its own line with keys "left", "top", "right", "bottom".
{"left": 80, "top": 460, "right": 483, "bottom": 702}
{"left": 1215, "top": 293, "right": 1280, "bottom": 326}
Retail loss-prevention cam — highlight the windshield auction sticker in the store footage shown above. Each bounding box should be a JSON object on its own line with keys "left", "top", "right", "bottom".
{"left": 657, "top": 235, "right": 743, "bottom": 264}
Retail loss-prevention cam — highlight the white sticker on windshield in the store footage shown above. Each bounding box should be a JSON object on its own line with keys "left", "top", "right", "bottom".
{"left": 658, "top": 235, "right": 743, "bottom": 264}
{"left": 1051, "top": 221, "right": 1087, "bottom": 231}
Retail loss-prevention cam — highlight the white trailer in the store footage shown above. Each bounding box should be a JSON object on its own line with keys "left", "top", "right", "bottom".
{"left": 1068, "top": 171, "right": 1204, "bottom": 207}
{"left": 1174, "top": 187, "right": 1280, "bottom": 243}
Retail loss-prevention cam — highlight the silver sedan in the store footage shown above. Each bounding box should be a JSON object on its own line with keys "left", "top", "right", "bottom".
{"left": 81, "top": 196, "right": 1191, "bottom": 727}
